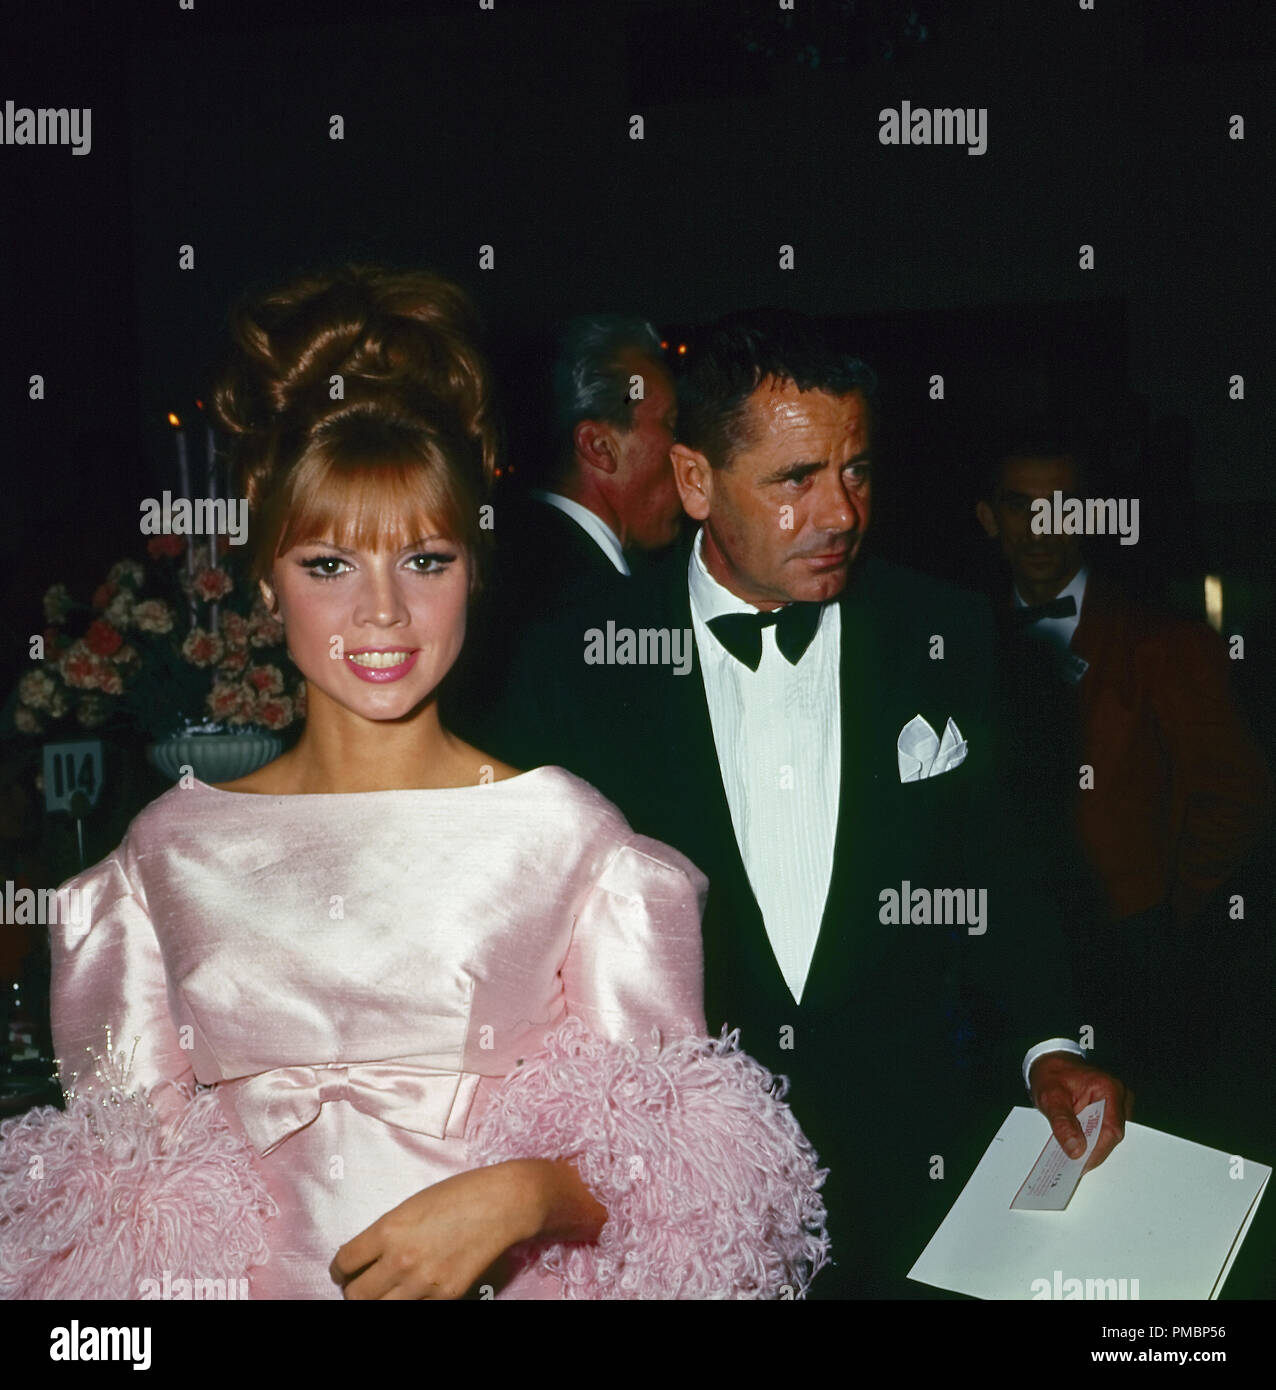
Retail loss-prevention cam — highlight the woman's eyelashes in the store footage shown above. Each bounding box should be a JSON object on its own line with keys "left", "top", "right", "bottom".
{"left": 297, "top": 555, "right": 349, "bottom": 579}
{"left": 297, "top": 551, "right": 457, "bottom": 581}
{"left": 406, "top": 551, "right": 457, "bottom": 575}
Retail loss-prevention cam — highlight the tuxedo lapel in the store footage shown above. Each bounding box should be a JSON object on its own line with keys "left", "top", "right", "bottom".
{"left": 800, "top": 555, "right": 896, "bottom": 1014}
{"left": 642, "top": 560, "right": 797, "bottom": 1019}
{"left": 658, "top": 563, "right": 739, "bottom": 872}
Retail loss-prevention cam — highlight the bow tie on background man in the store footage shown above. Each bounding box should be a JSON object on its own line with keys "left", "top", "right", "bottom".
{"left": 707, "top": 602, "right": 822, "bottom": 671}
{"left": 1010, "top": 594, "right": 1077, "bottom": 629}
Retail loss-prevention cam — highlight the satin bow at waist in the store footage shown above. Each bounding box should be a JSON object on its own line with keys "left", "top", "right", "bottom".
{"left": 218, "top": 1060, "right": 481, "bottom": 1156}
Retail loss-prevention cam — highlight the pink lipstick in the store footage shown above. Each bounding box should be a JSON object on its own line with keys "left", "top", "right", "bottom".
{"left": 344, "top": 647, "right": 419, "bottom": 683}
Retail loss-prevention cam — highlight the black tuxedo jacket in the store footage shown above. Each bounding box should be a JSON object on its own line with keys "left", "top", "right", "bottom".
{"left": 498, "top": 494, "right": 624, "bottom": 603}
{"left": 472, "top": 542, "right": 1082, "bottom": 1296}
{"left": 446, "top": 493, "right": 628, "bottom": 729}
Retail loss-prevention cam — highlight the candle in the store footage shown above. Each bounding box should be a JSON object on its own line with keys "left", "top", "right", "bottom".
{"left": 172, "top": 417, "right": 191, "bottom": 501}
{"left": 170, "top": 414, "right": 197, "bottom": 626}
{"left": 206, "top": 425, "right": 219, "bottom": 635}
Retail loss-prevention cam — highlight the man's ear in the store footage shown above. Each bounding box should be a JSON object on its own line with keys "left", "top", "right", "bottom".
{"left": 975, "top": 499, "right": 999, "bottom": 539}
{"left": 671, "top": 443, "right": 713, "bottom": 522}
{"left": 574, "top": 420, "right": 618, "bottom": 475}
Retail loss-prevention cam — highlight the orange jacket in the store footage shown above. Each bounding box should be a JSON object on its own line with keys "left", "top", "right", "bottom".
{"left": 1070, "top": 575, "right": 1270, "bottom": 924}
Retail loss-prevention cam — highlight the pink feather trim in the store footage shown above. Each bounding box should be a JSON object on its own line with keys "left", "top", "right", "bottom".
{"left": 468, "top": 1015, "right": 831, "bottom": 1299}
{"left": 0, "top": 1049, "right": 276, "bottom": 1300}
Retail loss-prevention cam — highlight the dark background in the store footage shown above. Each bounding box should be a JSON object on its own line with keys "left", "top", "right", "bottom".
{"left": 3, "top": 0, "right": 1274, "bottom": 646}
{"left": 0, "top": 0, "right": 1273, "bottom": 1311}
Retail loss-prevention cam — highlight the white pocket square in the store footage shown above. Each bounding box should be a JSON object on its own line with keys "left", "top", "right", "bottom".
{"left": 897, "top": 714, "right": 968, "bottom": 783}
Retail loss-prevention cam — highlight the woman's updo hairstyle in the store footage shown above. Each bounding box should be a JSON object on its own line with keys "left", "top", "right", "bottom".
{"left": 209, "top": 263, "right": 498, "bottom": 595}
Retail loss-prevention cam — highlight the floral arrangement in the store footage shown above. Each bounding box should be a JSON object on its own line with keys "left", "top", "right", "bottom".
{"left": 7, "top": 536, "right": 305, "bottom": 742}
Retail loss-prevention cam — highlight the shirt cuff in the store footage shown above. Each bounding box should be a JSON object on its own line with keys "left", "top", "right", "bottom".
{"left": 1021, "top": 1038, "right": 1086, "bottom": 1091}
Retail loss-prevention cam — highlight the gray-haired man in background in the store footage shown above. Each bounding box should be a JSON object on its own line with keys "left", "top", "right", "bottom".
{"left": 445, "top": 314, "right": 682, "bottom": 723}
{"left": 511, "top": 314, "right": 681, "bottom": 603}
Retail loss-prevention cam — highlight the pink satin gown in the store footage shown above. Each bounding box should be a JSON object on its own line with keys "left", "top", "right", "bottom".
{"left": 1, "top": 767, "right": 828, "bottom": 1299}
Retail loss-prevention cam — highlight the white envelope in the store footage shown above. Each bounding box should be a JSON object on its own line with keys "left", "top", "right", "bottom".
{"left": 909, "top": 1107, "right": 1271, "bottom": 1299}
{"left": 897, "top": 714, "right": 968, "bottom": 782}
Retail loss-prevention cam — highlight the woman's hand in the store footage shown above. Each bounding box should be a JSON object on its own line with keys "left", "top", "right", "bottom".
{"left": 330, "top": 1158, "right": 606, "bottom": 1299}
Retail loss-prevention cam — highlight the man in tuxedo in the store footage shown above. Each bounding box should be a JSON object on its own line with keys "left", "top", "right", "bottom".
{"left": 976, "top": 436, "right": 1270, "bottom": 1093}
{"left": 449, "top": 316, "right": 683, "bottom": 727}
{"left": 497, "top": 313, "right": 681, "bottom": 605}
{"left": 480, "top": 312, "right": 1131, "bottom": 1296}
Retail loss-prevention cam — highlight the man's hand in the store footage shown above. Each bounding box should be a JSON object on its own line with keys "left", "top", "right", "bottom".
{"left": 1028, "top": 1053, "right": 1133, "bottom": 1173}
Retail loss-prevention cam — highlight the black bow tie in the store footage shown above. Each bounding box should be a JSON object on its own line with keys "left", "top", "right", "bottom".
{"left": 707, "top": 603, "right": 822, "bottom": 671}
{"left": 1012, "top": 595, "right": 1077, "bottom": 628}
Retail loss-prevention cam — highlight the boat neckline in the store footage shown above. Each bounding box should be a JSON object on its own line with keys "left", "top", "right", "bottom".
{"left": 192, "top": 765, "right": 557, "bottom": 798}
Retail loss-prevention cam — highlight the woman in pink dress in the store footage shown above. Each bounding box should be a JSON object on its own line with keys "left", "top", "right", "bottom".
{"left": 0, "top": 265, "right": 828, "bottom": 1300}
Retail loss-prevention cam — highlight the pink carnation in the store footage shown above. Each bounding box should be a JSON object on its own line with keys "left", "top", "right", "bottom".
{"left": 248, "top": 611, "right": 285, "bottom": 648}
{"left": 182, "top": 630, "right": 225, "bottom": 668}
{"left": 218, "top": 612, "right": 250, "bottom": 648}
{"left": 218, "top": 646, "right": 249, "bottom": 675}
{"left": 17, "top": 669, "right": 57, "bottom": 710}
{"left": 245, "top": 664, "right": 284, "bottom": 695}
{"left": 60, "top": 643, "right": 98, "bottom": 690}
{"left": 193, "top": 568, "right": 234, "bottom": 602}
{"left": 14, "top": 707, "right": 42, "bottom": 734}
{"left": 208, "top": 679, "right": 253, "bottom": 723}
{"left": 131, "top": 600, "right": 175, "bottom": 635}
{"left": 100, "top": 667, "right": 124, "bottom": 696}
{"left": 84, "top": 619, "right": 124, "bottom": 657}
{"left": 253, "top": 695, "right": 293, "bottom": 731}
